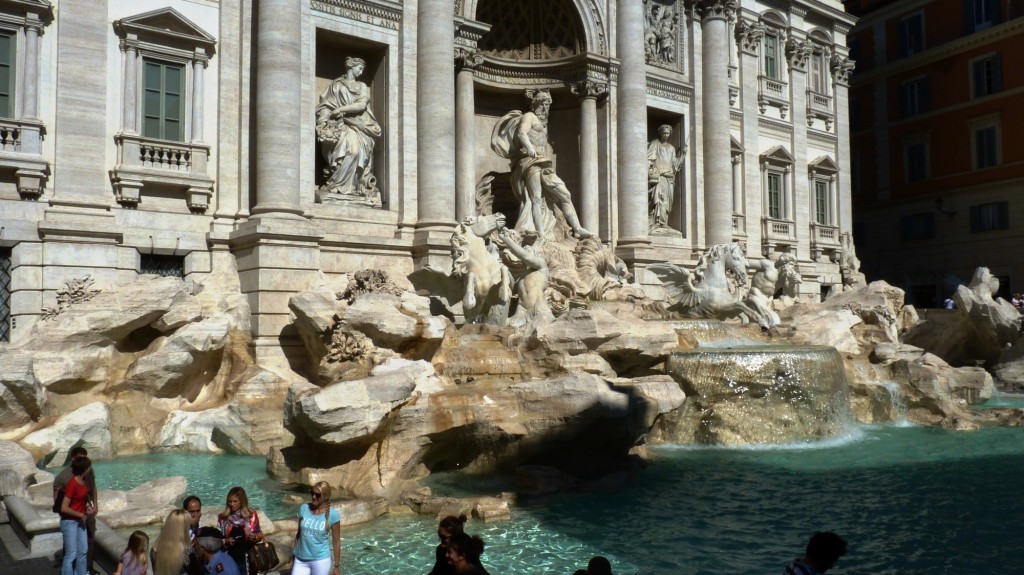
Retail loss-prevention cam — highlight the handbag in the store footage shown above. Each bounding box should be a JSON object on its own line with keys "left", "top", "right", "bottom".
{"left": 52, "top": 488, "right": 65, "bottom": 514}
{"left": 246, "top": 540, "right": 279, "bottom": 574}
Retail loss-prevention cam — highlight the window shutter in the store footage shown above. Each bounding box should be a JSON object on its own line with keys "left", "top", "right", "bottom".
{"left": 0, "top": 33, "right": 12, "bottom": 118}
{"left": 899, "top": 19, "right": 909, "bottom": 55}
{"left": 921, "top": 78, "right": 931, "bottom": 112}
{"left": 988, "top": 0, "right": 1001, "bottom": 25}
{"left": 964, "top": 0, "right": 975, "bottom": 34}
{"left": 992, "top": 54, "right": 1002, "bottom": 93}
{"left": 972, "top": 59, "right": 984, "bottom": 98}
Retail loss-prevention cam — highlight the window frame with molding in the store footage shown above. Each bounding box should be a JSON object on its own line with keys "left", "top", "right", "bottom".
{"left": 902, "top": 134, "right": 930, "bottom": 183}
{"left": 969, "top": 114, "right": 1001, "bottom": 170}
{"left": 969, "top": 52, "right": 1002, "bottom": 99}
{"left": 898, "top": 11, "right": 924, "bottom": 57}
{"left": 969, "top": 200, "right": 1009, "bottom": 233}
{"left": 0, "top": 0, "right": 52, "bottom": 200}
{"left": 111, "top": 7, "right": 216, "bottom": 212}
{"left": 759, "top": 145, "right": 797, "bottom": 255}
{"left": 899, "top": 75, "right": 930, "bottom": 118}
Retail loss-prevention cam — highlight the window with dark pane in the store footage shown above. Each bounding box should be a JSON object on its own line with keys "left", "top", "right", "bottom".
{"left": 906, "top": 141, "right": 928, "bottom": 182}
{"left": 974, "top": 126, "right": 998, "bottom": 169}
{"left": 970, "top": 201, "right": 1009, "bottom": 233}
{"left": 972, "top": 55, "right": 1002, "bottom": 98}
{"left": 900, "top": 212, "right": 935, "bottom": 241}
{"left": 763, "top": 35, "right": 780, "bottom": 80}
{"left": 0, "top": 247, "right": 11, "bottom": 342}
{"left": 0, "top": 31, "right": 14, "bottom": 119}
{"left": 143, "top": 59, "right": 185, "bottom": 141}
{"left": 140, "top": 254, "right": 184, "bottom": 278}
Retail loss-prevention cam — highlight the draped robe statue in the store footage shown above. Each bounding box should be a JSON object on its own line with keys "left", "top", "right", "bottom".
{"left": 647, "top": 124, "right": 684, "bottom": 234}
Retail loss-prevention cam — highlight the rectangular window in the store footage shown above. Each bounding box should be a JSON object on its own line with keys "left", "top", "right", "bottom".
{"left": 905, "top": 141, "right": 928, "bottom": 182}
{"left": 974, "top": 125, "right": 999, "bottom": 169}
{"left": 968, "top": 0, "right": 1000, "bottom": 32}
{"left": 0, "top": 247, "right": 10, "bottom": 342}
{"left": 815, "top": 180, "right": 829, "bottom": 225}
{"left": 140, "top": 254, "right": 185, "bottom": 278}
{"left": 143, "top": 59, "right": 185, "bottom": 141}
{"left": 0, "top": 31, "right": 14, "bottom": 119}
{"left": 763, "top": 35, "right": 780, "bottom": 80}
{"left": 971, "top": 55, "right": 1002, "bottom": 98}
{"left": 900, "top": 13, "right": 924, "bottom": 56}
{"left": 900, "top": 77, "right": 930, "bottom": 118}
{"left": 970, "top": 201, "right": 1009, "bottom": 232}
{"left": 767, "top": 172, "right": 783, "bottom": 219}
{"left": 810, "top": 52, "right": 827, "bottom": 94}
{"left": 900, "top": 212, "right": 936, "bottom": 241}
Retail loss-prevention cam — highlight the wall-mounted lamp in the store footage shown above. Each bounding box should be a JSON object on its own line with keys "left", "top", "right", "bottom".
{"left": 935, "top": 197, "right": 956, "bottom": 219}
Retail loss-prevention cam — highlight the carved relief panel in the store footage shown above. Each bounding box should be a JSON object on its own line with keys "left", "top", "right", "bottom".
{"left": 644, "top": 0, "right": 681, "bottom": 70}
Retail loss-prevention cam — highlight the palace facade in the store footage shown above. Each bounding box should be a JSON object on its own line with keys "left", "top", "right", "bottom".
{"left": 0, "top": 0, "right": 855, "bottom": 367}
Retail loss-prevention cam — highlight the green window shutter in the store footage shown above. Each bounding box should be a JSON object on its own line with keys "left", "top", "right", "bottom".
{"left": 142, "top": 59, "right": 185, "bottom": 141}
{"left": 767, "top": 173, "right": 782, "bottom": 219}
{"left": 0, "top": 31, "right": 14, "bottom": 118}
{"left": 764, "top": 36, "right": 778, "bottom": 80}
{"left": 815, "top": 181, "right": 828, "bottom": 225}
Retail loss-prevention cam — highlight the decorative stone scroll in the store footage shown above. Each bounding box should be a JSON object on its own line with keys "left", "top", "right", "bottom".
{"left": 735, "top": 20, "right": 766, "bottom": 55}
{"left": 830, "top": 55, "right": 856, "bottom": 86}
{"left": 685, "top": 0, "right": 737, "bottom": 21}
{"left": 455, "top": 47, "right": 484, "bottom": 71}
{"left": 644, "top": 0, "right": 679, "bottom": 67}
{"left": 570, "top": 78, "right": 608, "bottom": 100}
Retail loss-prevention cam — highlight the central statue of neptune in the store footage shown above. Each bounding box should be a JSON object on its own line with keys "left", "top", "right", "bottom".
{"left": 490, "top": 90, "right": 593, "bottom": 242}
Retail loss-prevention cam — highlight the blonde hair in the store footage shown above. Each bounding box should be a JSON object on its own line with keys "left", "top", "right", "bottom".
{"left": 153, "top": 509, "right": 190, "bottom": 575}
{"left": 312, "top": 481, "right": 333, "bottom": 534}
{"left": 219, "top": 486, "right": 254, "bottom": 520}
{"left": 124, "top": 531, "right": 150, "bottom": 572}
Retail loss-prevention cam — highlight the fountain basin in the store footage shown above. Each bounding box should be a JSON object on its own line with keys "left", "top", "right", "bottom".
{"left": 654, "top": 345, "right": 854, "bottom": 445}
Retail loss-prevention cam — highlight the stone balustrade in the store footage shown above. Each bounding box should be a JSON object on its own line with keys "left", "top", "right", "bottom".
{"left": 0, "top": 117, "right": 49, "bottom": 200}
{"left": 807, "top": 91, "right": 835, "bottom": 130}
{"left": 810, "top": 222, "right": 842, "bottom": 260}
{"left": 757, "top": 76, "right": 789, "bottom": 118}
{"left": 761, "top": 216, "right": 797, "bottom": 255}
{"left": 111, "top": 133, "right": 214, "bottom": 211}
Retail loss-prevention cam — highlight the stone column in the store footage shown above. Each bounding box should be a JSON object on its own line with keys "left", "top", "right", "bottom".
{"left": 416, "top": 0, "right": 456, "bottom": 230}
{"left": 454, "top": 48, "right": 482, "bottom": 222}
{"left": 191, "top": 57, "right": 205, "bottom": 142}
{"left": 251, "top": 0, "right": 303, "bottom": 217}
{"left": 572, "top": 79, "right": 607, "bottom": 236}
{"left": 832, "top": 55, "right": 856, "bottom": 233}
{"left": 121, "top": 42, "right": 138, "bottom": 133}
{"left": 736, "top": 19, "right": 765, "bottom": 256}
{"left": 23, "top": 22, "right": 40, "bottom": 120}
{"left": 694, "top": 0, "right": 737, "bottom": 247}
{"left": 616, "top": 0, "right": 649, "bottom": 245}
{"left": 788, "top": 38, "right": 812, "bottom": 258}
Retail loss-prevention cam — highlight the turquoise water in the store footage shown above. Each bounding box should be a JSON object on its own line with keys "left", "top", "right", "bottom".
{"left": 81, "top": 426, "right": 1024, "bottom": 574}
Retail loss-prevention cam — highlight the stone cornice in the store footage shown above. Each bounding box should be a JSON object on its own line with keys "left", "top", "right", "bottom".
{"left": 472, "top": 53, "right": 614, "bottom": 90}
{"left": 851, "top": 17, "right": 1024, "bottom": 86}
{"left": 647, "top": 75, "right": 693, "bottom": 101}
{"left": 454, "top": 16, "right": 491, "bottom": 48}
{"left": 808, "top": 129, "right": 838, "bottom": 145}
{"left": 310, "top": 0, "right": 402, "bottom": 30}
{"left": 685, "top": 0, "right": 737, "bottom": 23}
{"left": 758, "top": 116, "right": 793, "bottom": 135}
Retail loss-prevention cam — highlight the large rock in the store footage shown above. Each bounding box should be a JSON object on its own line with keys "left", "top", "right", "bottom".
{"left": 529, "top": 309, "right": 678, "bottom": 373}
{"left": 156, "top": 401, "right": 291, "bottom": 455}
{"left": 21, "top": 402, "right": 112, "bottom": 463}
{"left": 275, "top": 371, "right": 678, "bottom": 500}
{"left": 126, "top": 477, "right": 188, "bottom": 509}
{"left": 0, "top": 349, "right": 44, "bottom": 427}
{"left": 288, "top": 287, "right": 339, "bottom": 366}
{"left": 887, "top": 354, "right": 994, "bottom": 426}
{"left": 783, "top": 307, "right": 863, "bottom": 356}
{"left": 122, "top": 315, "right": 231, "bottom": 397}
{"left": 0, "top": 441, "right": 38, "bottom": 498}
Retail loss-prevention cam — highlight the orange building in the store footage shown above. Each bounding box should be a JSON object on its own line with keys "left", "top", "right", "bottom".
{"left": 846, "top": 0, "right": 1024, "bottom": 306}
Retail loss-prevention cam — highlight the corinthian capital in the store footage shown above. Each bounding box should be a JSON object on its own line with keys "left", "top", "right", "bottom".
{"left": 735, "top": 20, "right": 766, "bottom": 55}
{"left": 571, "top": 78, "right": 609, "bottom": 100}
{"left": 830, "top": 55, "right": 856, "bottom": 86}
{"left": 454, "top": 47, "right": 484, "bottom": 71}
{"left": 685, "top": 0, "right": 737, "bottom": 22}
{"left": 786, "top": 38, "right": 813, "bottom": 72}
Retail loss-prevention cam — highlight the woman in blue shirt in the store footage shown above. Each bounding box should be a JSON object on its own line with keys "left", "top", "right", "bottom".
{"left": 292, "top": 481, "right": 342, "bottom": 575}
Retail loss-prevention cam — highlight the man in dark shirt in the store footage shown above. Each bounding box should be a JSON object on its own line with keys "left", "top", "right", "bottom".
{"left": 54, "top": 446, "right": 98, "bottom": 575}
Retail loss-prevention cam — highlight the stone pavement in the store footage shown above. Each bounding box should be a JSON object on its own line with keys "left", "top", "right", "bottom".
{"left": 0, "top": 523, "right": 108, "bottom": 575}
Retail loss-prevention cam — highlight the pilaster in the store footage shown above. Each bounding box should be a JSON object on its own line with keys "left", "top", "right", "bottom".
{"left": 616, "top": 0, "right": 650, "bottom": 251}
{"left": 737, "top": 19, "right": 765, "bottom": 256}
{"left": 454, "top": 47, "right": 483, "bottom": 222}
{"left": 788, "top": 38, "right": 811, "bottom": 260}
{"left": 571, "top": 78, "right": 608, "bottom": 237}
{"left": 831, "top": 54, "right": 855, "bottom": 233}
{"left": 416, "top": 0, "right": 456, "bottom": 234}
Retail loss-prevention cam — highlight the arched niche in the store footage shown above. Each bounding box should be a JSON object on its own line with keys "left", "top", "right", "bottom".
{"left": 466, "top": 0, "right": 607, "bottom": 56}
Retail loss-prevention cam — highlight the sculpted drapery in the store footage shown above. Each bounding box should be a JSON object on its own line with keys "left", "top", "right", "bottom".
{"left": 647, "top": 124, "right": 683, "bottom": 233}
{"left": 316, "top": 57, "right": 382, "bottom": 205}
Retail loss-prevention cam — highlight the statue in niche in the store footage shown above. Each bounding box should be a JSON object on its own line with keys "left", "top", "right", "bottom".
{"left": 490, "top": 89, "right": 594, "bottom": 242}
{"left": 315, "top": 56, "right": 382, "bottom": 207}
{"left": 647, "top": 124, "right": 684, "bottom": 235}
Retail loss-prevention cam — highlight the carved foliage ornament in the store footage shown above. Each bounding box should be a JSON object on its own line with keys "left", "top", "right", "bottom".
{"left": 785, "top": 38, "right": 813, "bottom": 72}
{"left": 455, "top": 47, "right": 484, "bottom": 70}
{"left": 830, "top": 55, "right": 855, "bottom": 86}
{"left": 570, "top": 78, "right": 608, "bottom": 100}
{"left": 735, "top": 20, "right": 766, "bottom": 55}
{"left": 685, "top": 0, "right": 737, "bottom": 21}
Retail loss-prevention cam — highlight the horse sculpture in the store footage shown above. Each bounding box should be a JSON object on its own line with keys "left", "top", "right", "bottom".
{"left": 649, "top": 242, "right": 757, "bottom": 323}
{"left": 408, "top": 213, "right": 513, "bottom": 325}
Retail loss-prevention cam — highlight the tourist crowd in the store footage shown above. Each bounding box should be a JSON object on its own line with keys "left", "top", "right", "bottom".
{"left": 52, "top": 447, "right": 847, "bottom": 575}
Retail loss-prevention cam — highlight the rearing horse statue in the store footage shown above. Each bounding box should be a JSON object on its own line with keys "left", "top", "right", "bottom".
{"left": 649, "top": 242, "right": 757, "bottom": 322}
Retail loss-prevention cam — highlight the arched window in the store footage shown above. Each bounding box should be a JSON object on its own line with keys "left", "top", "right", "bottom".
{"left": 476, "top": 0, "right": 584, "bottom": 61}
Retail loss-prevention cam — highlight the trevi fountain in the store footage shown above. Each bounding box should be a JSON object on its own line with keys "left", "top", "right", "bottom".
{"left": 3, "top": 3, "right": 1024, "bottom": 573}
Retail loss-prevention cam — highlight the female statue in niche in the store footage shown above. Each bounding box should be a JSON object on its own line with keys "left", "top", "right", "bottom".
{"left": 647, "top": 124, "right": 684, "bottom": 234}
{"left": 315, "top": 56, "right": 382, "bottom": 206}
